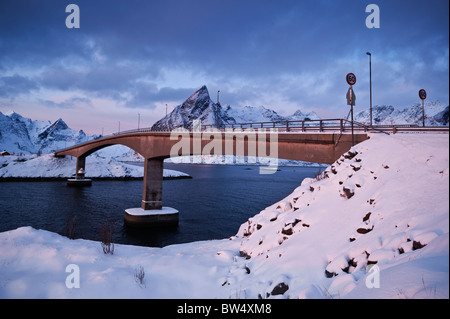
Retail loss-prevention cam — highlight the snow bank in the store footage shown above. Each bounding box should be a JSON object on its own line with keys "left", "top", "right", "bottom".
{"left": 235, "top": 133, "right": 449, "bottom": 298}
{"left": 0, "top": 226, "right": 239, "bottom": 299}
{"left": 165, "top": 154, "right": 325, "bottom": 167}
{"left": 0, "top": 133, "right": 448, "bottom": 299}
{"left": 0, "top": 154, "right": 189, "bottom": 179}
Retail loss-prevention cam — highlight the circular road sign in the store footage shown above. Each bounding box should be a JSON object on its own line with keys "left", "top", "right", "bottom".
{"left": 419, "top": 89, "right": 427, "bottom": 100}
{"left": 346, "top": 73, "right": 357, "bottom": 86}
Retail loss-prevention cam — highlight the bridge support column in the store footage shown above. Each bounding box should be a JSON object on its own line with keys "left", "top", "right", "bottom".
{"left": 124, "top": 157, "right": 179, "bottom": 228}
{"left": 76, "top": 156, "right": 86, "bottom": 179}
{"left": 67, "top": 156, "right": 92, "bottom": 186}
{"left": 141, "top": 158, "right": 163, "bottom": 210}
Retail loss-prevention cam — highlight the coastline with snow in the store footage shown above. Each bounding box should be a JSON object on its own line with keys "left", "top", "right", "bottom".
{"left": 0, "top": 133, "right": 448, "bottom": 299}
{"left": 0, "top": 154, "right": 191, "bottom": 180}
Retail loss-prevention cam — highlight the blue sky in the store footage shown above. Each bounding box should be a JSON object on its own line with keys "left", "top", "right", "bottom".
{"left": 0, "top": 0, "right": 448, "bottom": 134}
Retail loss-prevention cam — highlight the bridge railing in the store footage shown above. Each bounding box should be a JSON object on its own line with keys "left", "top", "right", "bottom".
{"left": 201, "top": 118, "right": 392, "bottom": 134}
{"left": 109, "top": 118, "right": 447, "bottom": 136}
{"left": 108, "top": 118, "right": 363, "bottom": 135}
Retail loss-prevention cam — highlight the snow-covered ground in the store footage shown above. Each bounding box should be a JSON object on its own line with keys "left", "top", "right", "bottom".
{"left": 0, "top": 153, "right": 189, "bottom": 179}
{"left": 0, "top": 133, "right": 448, "bottom": 299}
{"left": 165, "top": 154, "right": 325, "bottom": 167}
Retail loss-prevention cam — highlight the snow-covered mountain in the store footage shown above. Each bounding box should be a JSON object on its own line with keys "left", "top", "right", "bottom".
{"left": 0, "top": 111, "right": 92, "bottom": 154}
{"left": 152, "top": 86, "right": 448, "bottom": 131}
{"left": 151, "top": 85, "right": 319, "bottom": 131}
{"left": 354, "top": 101, "right": 449, "bottom": 126}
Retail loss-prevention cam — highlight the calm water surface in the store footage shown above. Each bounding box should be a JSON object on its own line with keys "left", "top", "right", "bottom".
{"left": 0, "top": 163, "right": 322, "bottom": 247}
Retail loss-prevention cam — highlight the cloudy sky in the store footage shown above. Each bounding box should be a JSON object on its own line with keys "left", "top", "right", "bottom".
{"left": 0, "top": 0, "right": 448, "bottom": 134}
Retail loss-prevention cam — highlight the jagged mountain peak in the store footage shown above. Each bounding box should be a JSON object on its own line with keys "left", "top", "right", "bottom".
{"left": 0, "top": 111, "right": 91, "bottom": 154}
{"left": 151, "top": 85, "right": 220, "bottom": 131}
{"left": 37, "top": 118, "right": 69, "bottom": 140}
{"left": 51, "top": 118, "right": 69, "bottom": 130}
{"left": 5, "top": 110, "right": 19, "bottom": 117}
{"left": 186, "top": 85, "right": 209, "bottom": 103}
{"left": 150, "top": 86, "right": 323, "bottom": 131}
{"left": 4, "top": 110, "right": 27, "bottom": 122}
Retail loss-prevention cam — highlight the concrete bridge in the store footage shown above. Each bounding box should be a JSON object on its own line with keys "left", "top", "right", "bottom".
{"left": 54, "top": 125, "right": 368, "bottom": 227}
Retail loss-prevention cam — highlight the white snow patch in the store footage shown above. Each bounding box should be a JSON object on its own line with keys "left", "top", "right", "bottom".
{"left": 0, "top": 154, "right": 189, "bottom": 179}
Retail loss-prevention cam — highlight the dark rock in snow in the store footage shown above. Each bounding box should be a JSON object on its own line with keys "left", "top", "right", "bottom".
{"left": 271, "top": 282, "right": 289, "bottom": 296}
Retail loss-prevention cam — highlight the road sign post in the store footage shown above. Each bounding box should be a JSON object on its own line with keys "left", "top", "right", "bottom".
{"left": 346, "top": 73, "right": 357, "bottom": 146}
{"left": 419, "top": 89, "right": 427, "bottom": 127}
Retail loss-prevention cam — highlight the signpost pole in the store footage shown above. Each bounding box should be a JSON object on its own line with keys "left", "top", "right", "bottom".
{"left": 346, "top": 73, "right": 357, "bottom": 146}
{"left": 350, "top": 86, "right": 354, "bottom": 146}
{"left": 422, "top": 99, "right": 425, "bottom": 127}
{"left": 351, "top": 111, "right": 354, "bottom": 146}
{"left": 419, "top": 89, "right": 427, "bottom": 127}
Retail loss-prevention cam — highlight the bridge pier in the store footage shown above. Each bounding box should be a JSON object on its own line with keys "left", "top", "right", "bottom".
{"left": 141, "top": 158, "right": 163, "bottom": 210}
{"left": 124, "top": 157, "right": 179, "bottom": 228}
{"left": 67, "top": 156, "right": 92, "bottom": 186}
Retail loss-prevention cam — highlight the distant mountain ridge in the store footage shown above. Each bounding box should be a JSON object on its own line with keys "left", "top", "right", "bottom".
{"left": 152, "top": 86, "right": 448, "bottom": 130}
{"left": 0, "top": 111, "right": 91, "bottom": 154}
{"left": 354, "top": 101, "right": 449, "bottom": 126}
{"left": 151, "top": 85, "right": 319, "bottom": 131}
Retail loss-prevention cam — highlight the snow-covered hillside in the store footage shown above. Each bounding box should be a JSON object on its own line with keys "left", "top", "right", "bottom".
{"left": 235, "top": 133, "right": 449, "bottom": 298}
{"left": 0, "top": 133, "right": 447, "bottom": 299}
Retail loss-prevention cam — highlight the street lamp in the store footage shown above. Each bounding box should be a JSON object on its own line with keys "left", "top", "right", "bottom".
{"left": 366, "top": 52, "right": 372, "bottom": 127}
{"left": 216, "top": 90, "right": 220, "bottom": 129}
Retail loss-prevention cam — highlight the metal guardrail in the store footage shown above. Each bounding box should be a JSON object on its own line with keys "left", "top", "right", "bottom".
{"left": 111, "top": 118, "right": 448, "bottom": 136}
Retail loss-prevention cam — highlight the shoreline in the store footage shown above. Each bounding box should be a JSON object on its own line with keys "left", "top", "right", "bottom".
{"left": 0, "top": 175, "right": 192, "bottom": 182}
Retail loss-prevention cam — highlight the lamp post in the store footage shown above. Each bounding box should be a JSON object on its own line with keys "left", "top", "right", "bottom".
{"left": 216, "top": 90, "right": 220, "bottom": 129}
{"left": 366, "top": 52, "right": 372, "bottom": 127}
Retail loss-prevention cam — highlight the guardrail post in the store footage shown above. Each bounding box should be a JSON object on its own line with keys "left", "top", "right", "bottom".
{"left": 302, "top": 121, "right": 305, "bottom": 132}
{"left": 286, "top": 121, "right": 290, "bottom": 132}
{"left": 319, "top": 120, "right": 323, "bottom": 132}
{"left": 340, "top": 119, "right": 344, "bottom": 133}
